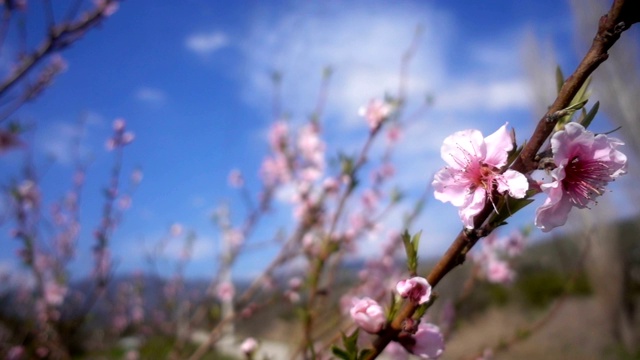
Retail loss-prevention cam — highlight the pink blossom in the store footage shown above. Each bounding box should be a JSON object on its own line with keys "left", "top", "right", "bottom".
{"left": 228, "top": 169, "right": 244, "bottom": 188}
{"left": 170, "top": 223, "right": 183, "bottom": 237}
{"left": 432, "top": 123, "right": 528, "bottom": 228}
{"left": 131, "top": 169, "right": 143, "bottom": 184}
{"left": 260, "top": 155, "right": 290, "bottom": 186}
{"left": 113, "top": 118, "right": 126, "bottom": 131}
{"left": 349, "top": 297, "right": 386, "bottom": 334}
{"left": 408, "top": 323, "right": 445, "bottom": 359}
{"left": 384, "top": 342, "right": 409, "bottom": 360}
{"left": 268, "top": 120, "right": 289, "bottom": 151}
{"left": 386, "top": 124, "right": 402, "bottom": 144}
{"left": 359, "top": 99, "right": 392, "bottom": 130}
{"left": 396, "top": 277, "right": 431, "bottom": 305}
{"left": 485, "top": 258, "right": 514, "bottom": 284}
{"left": 240, "top": 337, "right": 259, "bottom": 355}
{"left": 7, "top": 346, "right": 25, "bottom": 360}
{"left": 217, "top": 281, "right": 235, "bottom": 302}
{"left": 44, "top": 281, "right": 67, "bottom": 306}
{"left": 532, "top": 123, "right": 627, "bottom": 232}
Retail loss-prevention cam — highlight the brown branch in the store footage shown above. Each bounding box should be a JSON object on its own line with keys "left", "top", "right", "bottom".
{"left": 0, "top": 0, "right": 117, "bottom": 98}
{"left": 362, "top": 0, "right": 639, "bottom": 358}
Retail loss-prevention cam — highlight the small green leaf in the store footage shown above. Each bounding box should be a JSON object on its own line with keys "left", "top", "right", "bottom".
{"left": 555, "top": 66, "right": 564, "bottom": 94}
{"left": 489, "top": 196, "right": 535, "bottom": 227}
{"left": 579, "top": 101, "right": 599, "bottom": 129}
{"left": 331, "top": 346, "right": 351, "bottom": 360}
{"left": 358, "top": 349, "right": 373, "bottom": 359}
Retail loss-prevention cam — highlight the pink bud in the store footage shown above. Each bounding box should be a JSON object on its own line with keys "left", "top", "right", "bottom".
{"left": 113, "top": 118, "right": 126, "bottom": 131}
{"left": 396, "top": 277, "right": 431, "bottom": 305}
{"left": 349, "top": 297, "right": 385, "bottom": 334}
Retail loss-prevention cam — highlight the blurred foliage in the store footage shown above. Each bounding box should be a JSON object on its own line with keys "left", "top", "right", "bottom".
{"left": 515, "top": 268, "right": 591, "bottom": 308}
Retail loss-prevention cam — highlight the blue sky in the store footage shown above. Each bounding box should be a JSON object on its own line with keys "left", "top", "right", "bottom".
{"left": 1, "top": 0, "right": 637, "bottom": 280}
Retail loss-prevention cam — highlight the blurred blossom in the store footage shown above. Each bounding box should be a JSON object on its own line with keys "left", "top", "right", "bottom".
{"left": 285, "top": 290, "right": 300, "bottom": 303}
{"left": 7, "top": 346, "right": 25, "bottom": 360}
{"left": 224, "top": 228, "right": 244, "bottom": 248}
{"left": 124, "top": 350, "right": 139, "bottom": 360}
{"left": 95, "top": 0, "right": 119, "bottom": 16}
{"left": 359, "top": 99, "right": 392, "bottom": 131}
{"left": 113, "top": 118, "right": 126, "bottom": 131}
{"left": 396, "top": 277, "right": 432, "bottom": 305}
{"left": 406, "top": 323, "right": 445, "bottom": 359}
{"left": 349, "top": 297, "right": 385, "bottom": 334}
{"left": 532, "top": 122, "right": 627, "bottom": 232}
{"left": 118, "top": 195, "right": 132, "bottom": 210}
{"left": 228, "top": 169, "right": 244, "bottom": 188}
{"left": 260, "top": 155, "right": 289, "bottom": 186}
{"left": 288, "top": 276, "right": 302, "bottom": 290}
{"left": 240, "top": 337, "right": 259, "bottom": 355}
{"left": 384, "top": 342, "right": 409, "bottom": 360}
{"left": 361, "top": 189, "right": 380, "bottom": 211}
{"left": 44, "top": 281, "right": 67, "bottom": 306}
{"left": 386, "top": 124, "right": 402, "bottom": 144}
{"left": 322, "top": 177, "right": 339, "bottom": 193}
{"left": 16, "top": 179, "right": 40, "bottom": 209}
{"left": 170, "top": 223, "right": 183, "bottom": 237}
{"left": 486, "top": 258, "right": 514, "bottom": 284}
{"left": 217, "top": 281, "right": 235, "bottom": 302}
{"left": 131, "top": 169, "right": 143, "bottom": 184}
{"left": 470, "top": 231, "right": 523, "bottom": 284}
{"left": 268, "top": 120, "right": 289, "bottom": 151}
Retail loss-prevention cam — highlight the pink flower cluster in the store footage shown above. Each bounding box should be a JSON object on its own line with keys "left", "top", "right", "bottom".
{"left": 470, "top": 231, "right": 526, "bottom": 284}
{"left": 359, "top": 99, "right": 393, "bottom": 131}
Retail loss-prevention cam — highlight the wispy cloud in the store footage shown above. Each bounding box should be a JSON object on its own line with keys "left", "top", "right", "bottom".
{"left": 135, "top": 86, "right": 167, "bottom": 105}
{"left": 185, "top": 31, "right": 229, "bottom": 55}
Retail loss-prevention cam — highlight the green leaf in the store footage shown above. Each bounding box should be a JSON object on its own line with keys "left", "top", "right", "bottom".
{"left": 555, "top": 66, "right": 564, "bottom": 94}
{"left": 401, "top": 230, "right": 421, "bottom": 274}
{"left": 344, "top": 329, "right": 360, "bottom": 353}
{"left": 579, "top": 101, "right": 599, "bottom": 129}
{"left": 358, "top": 349, "right": 373, "bottom": 359}
{"left": 331, "top": 346, "right": 351, "bottom": 360}
{"left": 489, "top": 196, "right": 535, "bottom": 227}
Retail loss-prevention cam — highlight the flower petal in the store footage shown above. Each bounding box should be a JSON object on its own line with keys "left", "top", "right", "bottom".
{"left": 497, "top": 170, "right": 528, "bottom": 198}
{"left": 459, "top": 187, "right": 486, "bottom": 228}
{"left": 483, "top": 123, "right": 513, "bottom": 167}
{"left": 440, "top": 129, "right": 486, "bottom": 169}
{"left": 432, "top": 168, "right": 472, "bottom": 207}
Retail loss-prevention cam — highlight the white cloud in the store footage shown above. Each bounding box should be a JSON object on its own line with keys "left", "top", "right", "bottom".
{"left": 186, "top": 31, "right": 229, "bottom": 55}
{"left": 240, "top": 2, "right": 451, "bottom": 130}
{"left": 37, "top": 113, "right": 106, "bottom": 165}
{"left": 135, "top": 86, "right": 167, "bottom": 104}
{"left": 435, "top": 79, "right": 532, "bottom": 112}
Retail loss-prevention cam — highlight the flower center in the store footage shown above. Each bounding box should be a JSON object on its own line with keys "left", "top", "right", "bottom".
{"left": 562, "top": 156, "right": 610, "bottom": 207}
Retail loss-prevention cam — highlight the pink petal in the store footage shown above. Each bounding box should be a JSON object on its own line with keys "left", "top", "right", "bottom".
{"left": 497, "top": 170, "right": 528, "bottom": 198}
{"left": 440, "top": 129, "right": 485, "bottom": 169}
{"left": 459, "top": 187, "right": 486, "bottom": 228}
{"left": 483, "top": 123, "right": 513, "bottom": 167}
{"left": 534, "top": 180, "right": 572, "bottom": 232}
{"left": 432, "top": 168, "right": 472, "bottom": 207}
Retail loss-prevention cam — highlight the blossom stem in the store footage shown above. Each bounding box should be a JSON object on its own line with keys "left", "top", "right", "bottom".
{"left": 362, "top": 1, "right": 638, "bottom": 358}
